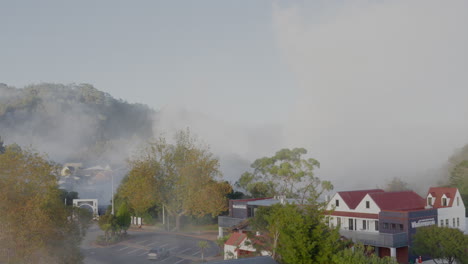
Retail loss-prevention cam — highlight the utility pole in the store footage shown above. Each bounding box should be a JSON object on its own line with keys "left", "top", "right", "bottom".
{"left": 111, "top": 173, "right": 114, "bottom": 215}
{"left": 162, "top": 204, "right": 165, "bottom": 225}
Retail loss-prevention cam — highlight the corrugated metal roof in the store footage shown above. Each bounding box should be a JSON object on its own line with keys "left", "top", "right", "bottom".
{"left": 225, "top": 232, "right": 247, "bottom": 246}
{"left": 369, "top": 191, "right": 425, "bottom": 211}
{"left": 427, "top": 187, "right": 458, "bottom": 208}
{"left": 247, "top": 198, "right": 302, "bottom": 206}
{"left": 338, "top": 189, "right": 384, "bottom": 209}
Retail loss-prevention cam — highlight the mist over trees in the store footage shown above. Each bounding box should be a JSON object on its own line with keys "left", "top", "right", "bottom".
{"left": 0, "top": 83, "right": 155, "bottom": 166}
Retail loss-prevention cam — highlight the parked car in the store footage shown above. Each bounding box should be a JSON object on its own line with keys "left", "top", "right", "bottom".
{"left": 147, "top": 247, "right": 169, "bottom": 261}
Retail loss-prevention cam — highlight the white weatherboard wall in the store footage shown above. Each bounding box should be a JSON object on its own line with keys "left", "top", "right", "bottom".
{"left": 326, "top": 193, "right": 352, "bottom": 212}
{"left": 354, "top": 194, "right": 380, "bottom": 214}
{"left": 437, "top": 190, "right": 466, "bottom": 232}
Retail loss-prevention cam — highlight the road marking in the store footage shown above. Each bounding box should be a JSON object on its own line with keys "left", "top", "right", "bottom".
{"left": 146, "top": 242, "right": 159, "bottom": 247}
{"left": 192, "top": 250, "right": 200, "bottom": 256}
{"left": 117, "top": 246, "right": 129, "bottom": 251}
{"left": 136, "top": 240, "right": 148, "bottom": 244}
{"left": 168, "top": 246, "right": 178, "bottom": 251}
{"left": 178, "top": 248, "right": 192, "bottom": 254}
{"left": 174, "top": 259, "right": 186, "bottom": 264}
{"left": 138, "top": 251, "right": 148, "bottom": 256}
{"left": 127, "top": 248, "right": 144, "bottom": 254}
{"left": 160, "top": 243, "right": 169, "bottom": 247}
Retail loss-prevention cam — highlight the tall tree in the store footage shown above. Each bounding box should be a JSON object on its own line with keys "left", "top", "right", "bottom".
{"left": 412, "top": 225, "right": 468, "bottom": 264}
{"left": 116, "top": 203, "right": 131, "bottom": 234}
{"left": 237, "top": 148, "right": 333, "bottom": 200}
{"left": 117, "top": 129, "right": 230, "bottom": 231}
{"left": 0, "top": 145, "right": 89, "bottom": 263}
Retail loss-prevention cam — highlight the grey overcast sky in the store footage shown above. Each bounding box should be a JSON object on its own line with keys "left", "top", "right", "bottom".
{"left": 2, "top": 0, "right": 468, "bottom": 190}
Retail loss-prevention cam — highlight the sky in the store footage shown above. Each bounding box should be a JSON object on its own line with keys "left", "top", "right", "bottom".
{"left": 2, "top": 0, "right": 468, "bottom": 192}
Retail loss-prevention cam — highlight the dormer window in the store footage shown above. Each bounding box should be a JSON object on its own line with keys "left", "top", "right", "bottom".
{"left": 442, "top": 197, "right": 447, "bottom": 206}
{"left": 427, "top": 197, "right": 432, "bottom": 206}
{"left": 335, "top": 199, "right": 339, "bottom": 207}
{"left": 365, "top": 201, "right": 370, "bottom": 209}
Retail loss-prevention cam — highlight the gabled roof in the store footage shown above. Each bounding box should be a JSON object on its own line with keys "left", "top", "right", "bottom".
{"left": 337, "top": 189, "right": 384, "bottom": 209}
{"left": 369, "top": 191, "right": 425, "bottom": 211}
{"left": 427, "top": 187, "right": 458, "bottom": 208}
{"left": 225, "top": 232, "right": 247, "bottom": 247}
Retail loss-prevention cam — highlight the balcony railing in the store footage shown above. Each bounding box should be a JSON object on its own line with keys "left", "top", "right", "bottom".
{"left": 339, "top": 230, "right": 408, "bottom": 248}
{"left": 218, "top": 216, "right": 245, "bottom": 228}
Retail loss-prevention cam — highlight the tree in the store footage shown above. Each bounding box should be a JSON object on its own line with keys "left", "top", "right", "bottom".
{"left": 116, "top": 202, "right": 131, "bottom": 234}
{"left": 332, "top": 244, "right": 397, "bottom": 264}
{"left": 250, "top": 203, "right": 342, "bottom": 264}
{"left": 0, "top": 135, "right": 5, "bottom": 154}
{"left": 117, "top": 129, "right": 230, "bottom": 231}
{"left": 412, "top": 225, "right": 468, "bottom": 264}
{"left": 198, "top": 240, "right": 210, "bottom": 262}
{"left": 0, "top": 145, "right": 89, "bottom": 263}
{"left": 236, "top": 148, "right": 333, "bottom": 200}
{"left": 384, "top": 177, "right": 409, "bottom": 192}
{"left": 450, "top": 160, "right": 468, "bottom": 214}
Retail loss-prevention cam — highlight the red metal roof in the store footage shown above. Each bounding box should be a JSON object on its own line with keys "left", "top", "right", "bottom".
{"left": 338, "top": 189, "right": 384, "bottom": 209}
{"left": 427, "top": 187, "right": 458, "bottom": 208}
{"left": 225, "top": 232, "right": 247, "bottom": 247}
{"left": 369, "top": 191, "right": 425, "bottom": 211}
{"left": 327, "top": 211, "right": 379, "bottom": 219}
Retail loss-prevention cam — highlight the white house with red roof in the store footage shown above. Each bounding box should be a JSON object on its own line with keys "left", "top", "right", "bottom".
{"left": 326, "top": 188, "right": 460, "bottom": 263}
{"left": 224, "top": 232, "right": 271, "bottom": 260}
{"left": 426, "top": 187, "right": 465, "bottom": 232}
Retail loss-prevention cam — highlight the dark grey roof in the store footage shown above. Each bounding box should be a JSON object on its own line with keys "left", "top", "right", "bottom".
{"left": 206, "top": 256, "right": 278, "bottom": 264}
{"left": 247, "top": 198, "right": 302, "bottom": 207}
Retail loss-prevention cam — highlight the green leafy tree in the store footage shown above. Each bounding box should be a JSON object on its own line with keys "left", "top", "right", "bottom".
{"left": 412, "top": 225, "right": 468, "bottom": 264}
{"left": 116, "top": 203, "right": 131, "bottom": 234}
{"left": 236, "top": 148, "right": 333, "bottom": 200}
{"left": 450, "top": 160, "right": 468, "bottom": 214}
{"left": 250, "top": 203, "right": 342, "bottom": 264}
{"left": 332, "top": 244, "right": 397, "bottom": 264}
{"left": 0, "top": 145, "right": 88, "bottom": 263}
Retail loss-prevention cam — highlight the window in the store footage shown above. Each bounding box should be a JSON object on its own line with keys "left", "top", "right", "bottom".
{"left": 440, "top": 220, "right": 444, "bottom": 227}
{"left": 335, "top": 199, "right": 339, "bottom": 207}
{"left": 442, "top": 198, "right": 447, "bottom": 206}
{"left": 349, "top": 218, "right": 354, "bottom": 231}
{"left": 427, "top": 197, "right": 432, "bottom": 206}
{"left": 337, "top": 217, "right": 341, "bottom": 227}
{"left": 446, "top": 219, "right": 449, "bottom": 226}
{"left": 375, "top": 221, "right": 379, "bottom": 231}
{"left": 363, "top": 220, "right": 367, "bottom": 230}
{"left": 457, "top": 218, "right": 460, "bottom": 227}
{"left": 391, "top": 223, "right": 396, "bottom": 230}
{"left": 366, "top": 201, "right": 370, "bottom": 208}
{"left": 383, "top": 223, "right": 389, "bottom": 229}
{"left": 457, "top": 197, "right": 460, "bottom": 206}
{"left": 399, "top": 224, "right": 404, "bottom": 231}
{"left": 453, "top": 218, "right": 456, "bottom": 227}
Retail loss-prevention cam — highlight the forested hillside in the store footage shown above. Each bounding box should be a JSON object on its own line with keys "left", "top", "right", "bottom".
{"left": 0, "top": 83, "right": 155, "bottom": 166}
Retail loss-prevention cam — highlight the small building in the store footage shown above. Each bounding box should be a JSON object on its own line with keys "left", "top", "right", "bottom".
{"left": 224, "top": 232, "right": 271, "bottom": 260}
{"left": 426, "top": 187, "right": 466, "bottom": 231}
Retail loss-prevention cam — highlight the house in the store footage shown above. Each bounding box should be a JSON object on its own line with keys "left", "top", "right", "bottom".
{"left": 207, "top": 256, "right": 278, "bottom": 264}
{"left": 326, "top": 187, "right": 465, "bottom": 264}
{"left": 223, "top": 232, "right": 270, "bottom": 260}
{"left": 426, "top": 187, "right": 466, "bottom": 231}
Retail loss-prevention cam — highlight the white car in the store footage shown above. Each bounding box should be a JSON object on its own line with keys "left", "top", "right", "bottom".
{"left": 147, "top": 247, "right": 169, "bottom": 261}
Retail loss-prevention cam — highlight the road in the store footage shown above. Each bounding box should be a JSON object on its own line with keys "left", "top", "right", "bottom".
{"left": 81, "top": 224, "right": 220, "bottom": 264}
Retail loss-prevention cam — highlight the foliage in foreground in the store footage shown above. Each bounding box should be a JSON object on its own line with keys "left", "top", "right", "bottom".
{"left": 412, "top": 225, "right": 468, "bottom": 264}
{"left": 0, "top": 144, "right": 91, "bottom": 263}
{"left": 333, "top": 244, "right": 397, "bottom": 264}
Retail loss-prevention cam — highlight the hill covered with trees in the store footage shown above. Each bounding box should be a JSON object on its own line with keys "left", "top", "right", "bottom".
{"left": 0, "top": 83, "right": 156, "bottom": 166}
